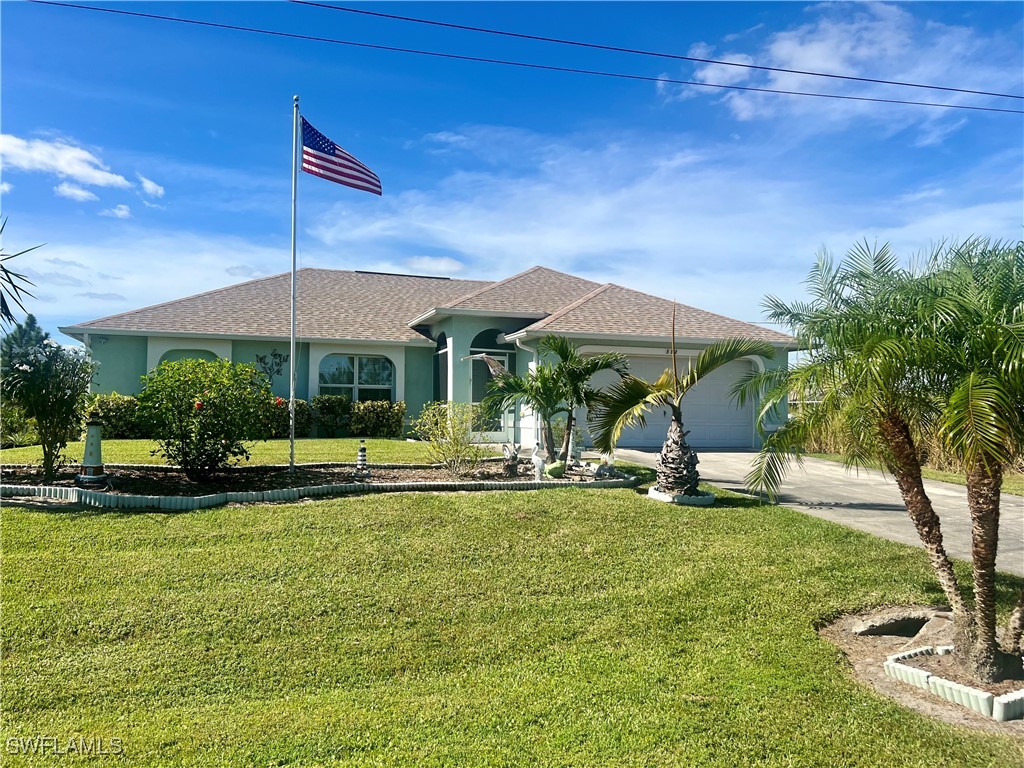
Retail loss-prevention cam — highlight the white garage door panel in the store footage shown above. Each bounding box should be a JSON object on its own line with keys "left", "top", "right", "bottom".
{"left": 585, "top": 357, "right": 754, "bottom": 450}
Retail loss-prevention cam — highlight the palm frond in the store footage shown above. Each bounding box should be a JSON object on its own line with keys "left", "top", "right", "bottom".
{"left": 588, "top": 375, "right": 672, "bottom": 453}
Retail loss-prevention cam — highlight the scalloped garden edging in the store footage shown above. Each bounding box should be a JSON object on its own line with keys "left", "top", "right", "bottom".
{"left": 0, "top": 464, "right": 639, "bottom": 511}
{"left": 884, "top": 645, "right": 1024, "bottom": 722}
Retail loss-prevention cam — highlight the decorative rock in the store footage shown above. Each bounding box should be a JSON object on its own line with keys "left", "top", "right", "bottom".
{"left": 647, "top": 486, "right": 715, "bottom": 506}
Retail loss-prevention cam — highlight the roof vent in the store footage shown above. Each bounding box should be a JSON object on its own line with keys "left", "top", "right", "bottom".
{"left": 354, "top": 270, "right": 451, "bottom": 280}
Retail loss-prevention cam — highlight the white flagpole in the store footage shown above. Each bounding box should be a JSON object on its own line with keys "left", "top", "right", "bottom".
{"left": 289, "top": 95, "right": 300, "bottom": 473}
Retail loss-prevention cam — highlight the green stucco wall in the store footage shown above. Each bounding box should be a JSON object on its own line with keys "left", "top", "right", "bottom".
{"left": 90, "top": 335, "right": 147, "bottom": 395}
{"left": 403, "top": 346, "right": 434, "bottom": 426}
{"left": 232, "top": 341, "right": 310, "bottom": 400}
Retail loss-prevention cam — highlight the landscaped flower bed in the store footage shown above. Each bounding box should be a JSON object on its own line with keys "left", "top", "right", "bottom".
{"left": 0, "top": 461, "right": 640, "bottom": 510}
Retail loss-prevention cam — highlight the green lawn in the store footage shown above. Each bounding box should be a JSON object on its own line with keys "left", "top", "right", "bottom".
{"left": 809, "top": 453, "right": 1024, "bottom": 497}
{"left": 2, "top": 484, "right": 1021, "bottom": 766}
{"left": 1, "top": 438, "right": 458, "bottom": 467}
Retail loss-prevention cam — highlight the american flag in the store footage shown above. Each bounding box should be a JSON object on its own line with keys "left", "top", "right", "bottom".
{"left": 301, "top": 117, "right": 382, "bottom": 195}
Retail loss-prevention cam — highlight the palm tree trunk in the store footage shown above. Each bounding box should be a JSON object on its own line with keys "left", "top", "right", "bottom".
{"left": 541, "top": 419, "right": 558, "bottom": 463}
{"left": 878, "top": 416, "right": 968, "bottom": 622}
{"left": 657, "top": 407, "right": 700, "bottom": 496}
{"left": 558, "top": 411, "right": 574, "bottom": 462}
{"left": 965, "top": 460, "right": 1018, "bottom": 682}
{"left": 1007, "top": 587, "right": 1024, "bottom": 656}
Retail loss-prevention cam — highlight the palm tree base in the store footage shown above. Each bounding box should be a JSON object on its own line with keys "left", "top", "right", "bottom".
{"left": 648, "top": 486, "right": 716, "bottom": 507}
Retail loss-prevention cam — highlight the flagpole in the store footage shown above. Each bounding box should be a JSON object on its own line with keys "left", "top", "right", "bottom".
{"left": 289, "top": 95, "right": 300, "bottom": 473}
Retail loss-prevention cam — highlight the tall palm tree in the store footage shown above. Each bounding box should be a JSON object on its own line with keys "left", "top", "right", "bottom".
{"left": 740, "top": 239, "right": 1024, "bottom": 683}
{"left": 913, "top": 238, "right": 1024, "bottom": 680}
{"left": 591, "top": 334, "right": 774, "bottom": 496}
{"left": 536, "top": 335, "right": 629, "bottom": 461}
{"left": 0, "top": 217, "right": 39, "bottom": 327}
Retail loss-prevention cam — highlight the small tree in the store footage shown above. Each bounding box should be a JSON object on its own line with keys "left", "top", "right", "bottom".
{"left": 411, "top": 401, "right": 485, "bottom": 478}
{"left": 1, "top": 314, "right": 49, "bottom": 370}
{"left": 138, "top": 359, "right": 274, "bottom": 481}
{"left": 3, "top": 339, "right": 95, "bottom": 481}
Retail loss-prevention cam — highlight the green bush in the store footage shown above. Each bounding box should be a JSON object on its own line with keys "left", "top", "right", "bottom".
{"left": 350, "top": 400, "right": 406, "bottom": 438}
{"left": 0, "top": 401, "right": 38, "bottom": 448}
{"left": 268, "top": 397, "right": 313, "bottom": 439}
{"left": 312, "top": 394, "right": 352, "bottom": 437}
{"left": 85, "top": 392, "right": 152, "bottom": 439}
{"left": 3, "top": 339, "right": 95, "bottom": 480}
{"left": 137, "top": 359, "right": 275, "bottom": 482}
{"left": 411, "top": 402, "right": 485, "bottom": 478}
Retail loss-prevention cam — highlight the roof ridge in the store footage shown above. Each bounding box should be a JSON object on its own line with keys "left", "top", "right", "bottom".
{"left": 440, "top": 265, "right": 546, "bottom": 308}
{"left": 525, "top": 282, "right": 614, "bottom": 333}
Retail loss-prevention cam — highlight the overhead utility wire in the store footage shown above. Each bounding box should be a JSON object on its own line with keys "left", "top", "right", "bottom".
{"left": 30, "top": 1, "right": 1024, "bottom": 116}
{"left": 295, "top": 1, "right": 1023, "bottom": 101}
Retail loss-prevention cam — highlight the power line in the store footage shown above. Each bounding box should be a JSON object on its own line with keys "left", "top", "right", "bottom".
{"left": 294, "top": 1, "right": 1024, "bottom": 102}
{"left": 29, "top": 1, "right": 1024, "bottom": 116}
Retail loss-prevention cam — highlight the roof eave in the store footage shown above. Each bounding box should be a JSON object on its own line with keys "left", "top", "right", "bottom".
{"left": 58, "top": 326, "right": 435, "bottom": 347}
{"left": 505, "top": 328, "right": 797, "bottom": 350}
{"left": 407, "top": 307, "right": 548, "bottom": 327}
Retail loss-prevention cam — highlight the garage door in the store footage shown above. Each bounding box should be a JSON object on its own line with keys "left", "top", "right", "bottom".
{"left": 584, "top": 357, "right": 755, "bottom": 450}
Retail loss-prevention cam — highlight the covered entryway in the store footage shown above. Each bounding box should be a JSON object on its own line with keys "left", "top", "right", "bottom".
{"left": 584, "top": 356, "right": 756, "bottom": 450}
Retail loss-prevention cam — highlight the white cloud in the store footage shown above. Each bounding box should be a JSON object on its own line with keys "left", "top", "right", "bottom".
{"left": 1, "top": 134, "right": 131, "bottom": 187}
{"left": 137, "top": 173, "right": 164, "bottom": 198}
{"left": 665, "top": 4, "right": 1023, "bottom": 142}
{"left": 54, "top": 182, "right": 99, "bottom": 202}
{"left": 99, "top": 204, "right": 131, "bottom": 219}
{"left": 0, "top": 181, "right": 12, "bottom": 194}
{"left": 405, "top": 256, "right": 464, "bottom": 275}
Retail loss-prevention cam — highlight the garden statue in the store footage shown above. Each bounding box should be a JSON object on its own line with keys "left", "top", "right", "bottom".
{"left": 502, "top": 443, "right": 520, "bottom": 477}
{"left": 76, "top": 420, "right": 108, "bottom": 487}
{"left": 356, "top": 439, "right": 370, "bottom": 479}
{"left": 531, "top": 442, "right": 546, "bottom": 481}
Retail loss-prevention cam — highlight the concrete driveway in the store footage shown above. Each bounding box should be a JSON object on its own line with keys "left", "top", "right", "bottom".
{"left": 611, "top": 449, "right": 1024, "bottom": 577}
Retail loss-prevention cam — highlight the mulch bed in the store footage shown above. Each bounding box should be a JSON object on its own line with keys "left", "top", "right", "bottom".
{"left": 903, "top": 649, "right": 1024, "bottom": 697}
{"left": 1, "top": 462, "right": 610, "bottom": 497}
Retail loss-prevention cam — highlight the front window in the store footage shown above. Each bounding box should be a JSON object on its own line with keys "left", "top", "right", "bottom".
{"left": 319, "top": 355, "right": 394, "bottom": 402}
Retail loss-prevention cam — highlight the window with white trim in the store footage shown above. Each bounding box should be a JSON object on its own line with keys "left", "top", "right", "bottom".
{"left": 318, "top": 355, "right": 395, "bottom": 402}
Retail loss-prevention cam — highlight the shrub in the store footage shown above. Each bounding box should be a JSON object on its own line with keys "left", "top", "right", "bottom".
{"left": 411, "top": 402, "right": 485, "bottom": 479}
{"left": 0, "top": 401, "right": 38, "bottom": 448}
{"left": 312, "top": 394, "right": 352, "bottom": 437}
{"left": 85, "top": 392, "right": 152, "bottom": 439}
{"left": 268, "top": 397, "right": 313, "bottom": 439}
{"left": 137, "top": 359, "right": 275, "bottom": 482}
{"left": 350, "top": 400, "right": 406, "bottom": 438}
{"left": 3, "top": 339, "right": 95, "bottom": 481}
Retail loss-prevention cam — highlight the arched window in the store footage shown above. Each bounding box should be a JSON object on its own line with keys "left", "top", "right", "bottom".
{"left": 158, "top": 349, "right": 218, "bottom": 365}
{"left": 470, "top": 329, "right": 515, "bottom": 434}
{"left": 319, "top": 354, "right": 395, "bottom": 402}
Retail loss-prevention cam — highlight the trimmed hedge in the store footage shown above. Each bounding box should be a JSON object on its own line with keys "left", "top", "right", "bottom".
{"left": 312, "top": 394, "right": 352, "bottom": 437}
{"left": 85, "top": 392, "right": 151, "bottom": 439}
{"left": 350, "top": 400, "right": 406, "bottom": 438}
{"left": 269, "top": 398, "right": 313, "bottom": 439}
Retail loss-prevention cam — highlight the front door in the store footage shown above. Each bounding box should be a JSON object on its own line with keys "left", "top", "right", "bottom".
{"left": 471, "top": 354, "right": 513, "bottom": 442}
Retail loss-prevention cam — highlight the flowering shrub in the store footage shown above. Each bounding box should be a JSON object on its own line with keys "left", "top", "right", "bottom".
{"left": 350, "top": 400, "right": 406, "bottom": 438}
{"left": 3, "top": 338, "right": 95, "bottom": 480}
{"left": 84, "top": 392, "right": 152, "bottom": 439}
{"left": 268, "top": 397, "right": 312, "bottom": 439}
{"left": 137, "top": 359, "right": 275, "bottom": 481}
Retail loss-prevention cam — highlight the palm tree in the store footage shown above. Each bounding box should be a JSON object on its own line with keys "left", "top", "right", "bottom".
{"left": 482, "top": 361, "right": 567, "bottom": 462}
{"left": 0, "top": 217, "right": 39, "bottom": 326}
{"left": 913, "top": 238, "right": 1024, "bottom": 680}
{"left": 481, "top": 334, "right": 629, "bottom": 463}
{"left": 591, "top": 333, "right": 774, "bottom": 496}
{"left": 740, "top": 239, "right": 1024, "bottom": 683}
{"left": 536, "top": 335, "right": 628, "bottom": 461}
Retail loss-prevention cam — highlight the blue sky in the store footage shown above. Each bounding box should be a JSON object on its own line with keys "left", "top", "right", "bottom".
{"left": 2, "top": 1, "right": 1022, "bottom": 343}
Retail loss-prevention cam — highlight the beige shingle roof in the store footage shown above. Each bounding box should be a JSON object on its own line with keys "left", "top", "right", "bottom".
{"left": 64, "top": 266, "right": 793, "bottom": 347}
{"left": 67, "top": 270, "right": 490, "bottom": 343}
{"left": 522, "top": 283, "right": 793, "bottom": 344}
{"left": 443, "top": 266, "right": 601, "bottom": 314}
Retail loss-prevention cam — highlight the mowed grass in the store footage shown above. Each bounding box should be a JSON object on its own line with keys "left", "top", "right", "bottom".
{"left": 809, "top": 453, "right": 1024, "bottom": 497}
{"left": 2, "top": 487, "right": 1022, "bottom": 767}
{"left": 1, "top": 438, "right": 452, "bottom": 467}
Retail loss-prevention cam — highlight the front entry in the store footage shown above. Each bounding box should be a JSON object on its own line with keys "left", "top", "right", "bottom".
{"left": 471, "top": 354, "right": 514, "bottom": 442}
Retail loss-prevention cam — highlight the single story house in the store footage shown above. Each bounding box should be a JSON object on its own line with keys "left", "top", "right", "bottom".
{"left": 60, "top": 266, "right": 794, "bottom": 449}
